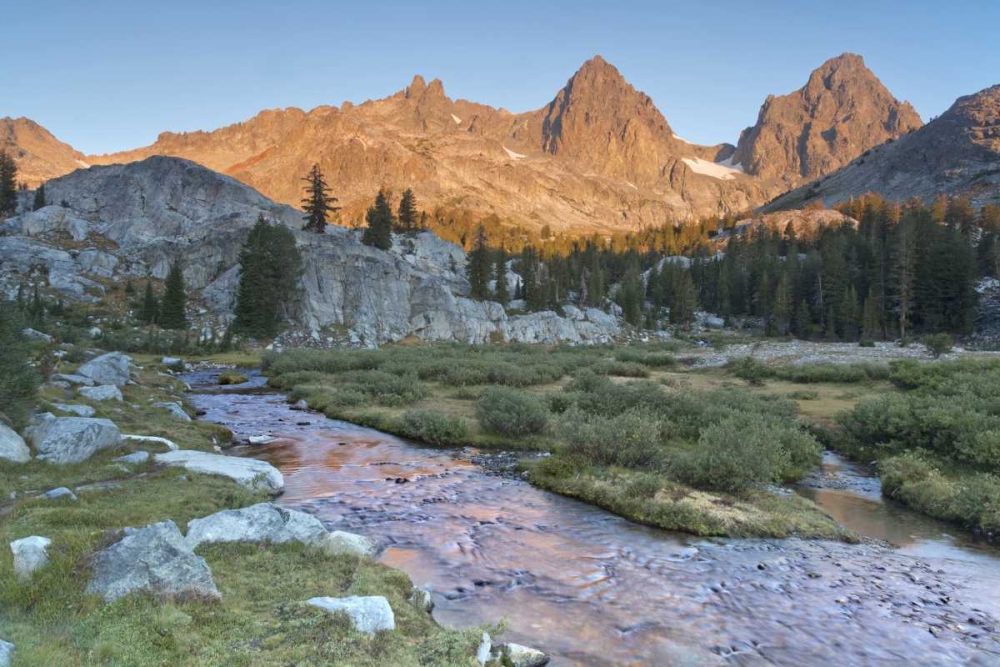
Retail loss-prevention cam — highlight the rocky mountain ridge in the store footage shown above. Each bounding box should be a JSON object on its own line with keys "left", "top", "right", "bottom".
{"left": 5, "top": 53, "right": 920, "bottom": 232}
{"left": 766, "top": 84, "right": 1000, "bottom": 210}
{"left": 1, "top": 117, "right": 90, "bottom": 188}
{"left": 0, "top": 156, "right": 619, "bottom": 345}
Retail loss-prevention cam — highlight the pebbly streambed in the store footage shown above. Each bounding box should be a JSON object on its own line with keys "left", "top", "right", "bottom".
{"left": 183, "top": 370, "right": 1000, "bottom": 666}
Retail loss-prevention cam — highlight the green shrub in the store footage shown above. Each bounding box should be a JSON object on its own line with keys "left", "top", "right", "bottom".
{"left": 0, "top": 302, "right": 41, "bottom": 428}
{"left": 613, "top": 348, "right": 677, "bottom": 368}
{"left": 923, "top": 333, "right": 953, "bottom": 358}
{"left": 727, "top": 357, "right": 772, "bottom": 386}
{"left": 217, "top": 371, "right": 248, "bottom": 385}
{"left": 774, "top": 362, "right": 889, "bottom": 384}
{"left": 475, "top": 387, "right": 549, "bottom": 437}
{"left": 670, "top": 414, "right": 818, "bottom": 493}
{"left": 787, "top": 389, "right": 820, "bottom": 400}
{"left": 559, "top": 408, "right": 663, "bottom": 469}
{"left": 398, "top": 410, "right": 468, "bottom": 445}
{"left": 592, "top": 361, "right": 650, "bottom": 378}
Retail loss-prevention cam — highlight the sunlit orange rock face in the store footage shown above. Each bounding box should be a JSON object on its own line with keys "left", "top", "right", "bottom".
{"left": 10, "top": 54, "right": 922, "bottom": 233}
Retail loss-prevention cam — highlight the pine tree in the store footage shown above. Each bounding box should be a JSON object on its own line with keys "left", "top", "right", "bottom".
{"left": 892, "top": 217, "right": 917, "bottom": 341}
{"left": 838, "top": 284, "right": 860, "bottom": 341}
{"left": 159, "top": 260, "right": 188, "bottom": 330}
{"left": 792, "top": 299, "right": 811, "bottom": 339}
{"left": 301, "top": 164, "right": 339, "bottom": 233}
{"left": 861, "top": 288, "right": 881, "bottom": 342}
{"left": 397, "top": 188, "right": 417, "bottom": 233}
{"left": 234, "top": 215, "right": 303, "bottom": 337}
{"left": 773, "top": 271, "right": 792, "bottom": 335}
{"left": 28, "top": 285, "right": 45, "bottom": 327}
{"left": 495, "top": 245, "right": 510, "bottom": 305}
{"left": 361, "top": 189, "right": 394, "bottom": 250}
{"left": 670, "top": 271, "right": 697, "bottom": 329}
{"left": 466, "top": 225, "right": 492, "bottom": 299}
{"left": 617, "top": 261, "right": 645, "bottom": 327}
{"left": 140, "top": 278, "right": 159, "bottom": 325}
{"left": 32, "top": 184, "right": 46, "bottom": 211}
{"left": 0, "top": 150, "right": 18, "bottom": 217}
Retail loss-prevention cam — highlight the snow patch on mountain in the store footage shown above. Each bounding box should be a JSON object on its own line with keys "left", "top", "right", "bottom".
{"left": 682, "top": 158, "right": 743, "bottom": 180}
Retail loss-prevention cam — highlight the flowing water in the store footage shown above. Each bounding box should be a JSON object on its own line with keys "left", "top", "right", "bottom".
{"left": 184, "top": 371, "right": 1000, "bottom": 666}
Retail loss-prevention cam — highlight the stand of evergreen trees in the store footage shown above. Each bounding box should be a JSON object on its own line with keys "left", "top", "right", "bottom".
{"left": 0, "top": 150, "right": 19, "bottom": 217}
{"left": 233, "top": 215, "right": 303, "bottom": 337}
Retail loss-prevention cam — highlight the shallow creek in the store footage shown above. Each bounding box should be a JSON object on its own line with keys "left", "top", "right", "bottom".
{"left": 184, "top": 370, "right": 1000, "bottom": 666}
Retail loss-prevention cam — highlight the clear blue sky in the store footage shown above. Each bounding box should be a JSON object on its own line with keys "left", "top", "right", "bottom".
{"left": 8, "top": 0, "right": 998, "bottom": 155}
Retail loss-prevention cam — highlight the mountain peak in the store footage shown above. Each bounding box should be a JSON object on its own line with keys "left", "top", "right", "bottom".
{"left": 405, "top": 75, "right": 427, "bottom": 99}
{"left": 734, "top": 52, "right": 922, "bottom": 184}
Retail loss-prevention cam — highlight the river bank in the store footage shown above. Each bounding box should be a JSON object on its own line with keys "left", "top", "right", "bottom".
{"left": 186, "top": 369, "right": 1000, "bottom": 665}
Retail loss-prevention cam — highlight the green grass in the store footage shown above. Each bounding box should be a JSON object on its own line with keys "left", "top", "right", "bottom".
{"left": 1, "top": 362, "right": 490, "bottom": 666}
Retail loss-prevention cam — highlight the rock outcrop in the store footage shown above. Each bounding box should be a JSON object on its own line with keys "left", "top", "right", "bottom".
{"left": 0, "top": 424, "right": 30, "bottom": 464}
{"left": 79, "top": 385, "right": 123, "bottom": 402}
{"left": 768, "top": 84, "right": 1000, "bottom": 210}
{"left": 185, "top": 503, "right": 326, "bottom": 549}
{"left": 76, "top": 352, "right": 132, "bottom": 387}
{"left": 86, "top": 520, "right": 220, "bottom": 602}
{"left": 306, "top": 596, "right": 395, "bottom": 634}
{"left": 0, "top": 157, "right": 621, "bottom": 346}
{"left": 155, "top": 450, "right": 284, "bottom": 494}
{"left": 734, "top": 54, "right": 921, "bottom": 189}
{"left": 0, "top": 639, "right": 12, "bottom": 667}
{"left": 28, "top": 415, "right": 122, "bottom": 464}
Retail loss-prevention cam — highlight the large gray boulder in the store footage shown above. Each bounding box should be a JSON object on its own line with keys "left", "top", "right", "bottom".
{"left": 185, "top": 503, "right": 326, "bottom": 550}
{"left": 76, "top": 352, "right": 132, "bottom": 387}
{"left": 29, "top": 415, "right": 121, "bottom": 464}
{"left": 79, "top": 384, "right": 123, "bottom": 402}
{"left": 86, "top": 520, "right": 220, "bottom": 602}
{"left": 0, "top": 639, "right": 12, "bottom": 667}
{"left": 306, "top": 596, "right": 395, "bottom": 634}
{"left": 11, "top": 535, "right": 52, "bottom": 581}
{"left": 155, "top": 450, "right": 284, "bottom": 494}
{"left": 0, "top": 424, "right": 31, "bottom": 464}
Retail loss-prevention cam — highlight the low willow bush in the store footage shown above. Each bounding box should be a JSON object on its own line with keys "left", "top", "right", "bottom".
{"left": 591, "top": 360, "right": 650, "bottom": 378}
{"left": 475, "top": 387, "right": 549, "bottom": 437}
{"left": 559, "top": 407, "right": 664, "bottom": 469}
{"left": 728, "top": 357, "right": 889, "bottom": 385}
{"left": 398, "top": 410, "right": 468, "bottom": 445}
{"left": 670, "top": 414, "right": 821, "bottom": 493}
{"left": 613, "top": 347, "right": 678, "bottom": 368}
{"left": 879, "top": 453, "right": 1000, "bottom": 534}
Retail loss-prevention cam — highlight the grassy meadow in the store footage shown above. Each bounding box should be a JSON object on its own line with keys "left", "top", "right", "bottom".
{"left": 264, "top": 343, "right": 902, "bottom": 540}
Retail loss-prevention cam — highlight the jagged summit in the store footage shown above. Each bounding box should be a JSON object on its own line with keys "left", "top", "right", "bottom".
{"left": 5, "top": 53, "right": 934, "bottom": 232}
{"left": 734, "top": 52, "right": 922, "bottom": 186}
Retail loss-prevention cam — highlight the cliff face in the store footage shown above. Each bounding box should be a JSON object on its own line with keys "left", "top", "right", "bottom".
{"left": 0, "top": 157, "right": 619, "bottom": 345}
{"left": 734, "top": 54, "right": 922, "bottom": 188}
{"left": 766, "top": 84, "right": 1000, "bottom": 211}
{"left": 1, "top": 117, "right": 89, "bottom": 188}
